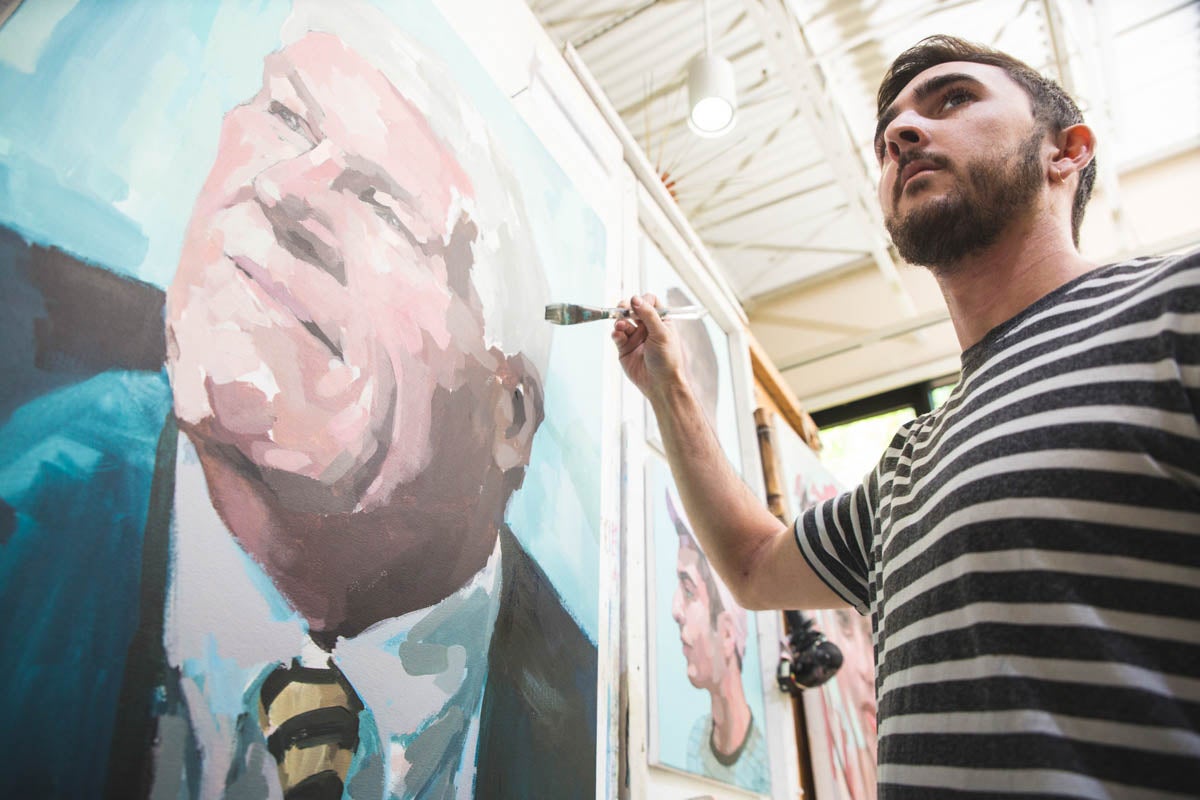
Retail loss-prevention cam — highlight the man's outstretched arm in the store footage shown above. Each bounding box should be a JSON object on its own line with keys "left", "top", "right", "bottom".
{"left": 613, "top": 294, "right": 844, "bottom": 612}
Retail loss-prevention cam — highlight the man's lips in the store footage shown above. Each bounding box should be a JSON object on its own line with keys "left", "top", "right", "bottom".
{"left": 229, "top": 253, "right": 345, "bottom": 359}
{"left": 900, "top": 159, "right": 940, "bottom": 190}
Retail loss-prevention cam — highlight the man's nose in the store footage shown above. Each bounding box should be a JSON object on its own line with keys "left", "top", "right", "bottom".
{"left": 671, "top": 590, "right": 685, "bottom": 624}
{"left": 254, "top": 139, "right": 344, "bottom": 200}
{"left": 883, "top": 111, "right": 929, "bottom": 162}
{"left": 252, "top": 141, "right": 348, "bottom": 285}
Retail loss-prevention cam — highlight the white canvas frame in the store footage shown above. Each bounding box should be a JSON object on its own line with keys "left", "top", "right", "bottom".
{"left": 433, "top": 2, "right": 629, "bottom": 795}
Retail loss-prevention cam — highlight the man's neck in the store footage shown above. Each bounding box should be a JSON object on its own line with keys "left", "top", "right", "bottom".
{"left": 934, "top": 214, "right": 1096, "bottom": 351}
{"left": 708, "top": 666, "right": 752, "bottom": 757}
{"left": 187, "top": 433, "right": 500, "bottom": 645}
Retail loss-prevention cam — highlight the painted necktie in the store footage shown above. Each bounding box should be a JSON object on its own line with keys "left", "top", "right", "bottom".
{"left": 259, "top": 658, "right": 364, "bottom": 800}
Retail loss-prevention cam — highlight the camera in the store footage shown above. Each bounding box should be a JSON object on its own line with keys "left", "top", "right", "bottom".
{"left": 776, "top": 609, "right": 842, "bottom": 695}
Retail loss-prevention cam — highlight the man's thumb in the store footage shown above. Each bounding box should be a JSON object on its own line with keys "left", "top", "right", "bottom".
{"left": 632, "top": 294, "right": 667, "bottom": 337}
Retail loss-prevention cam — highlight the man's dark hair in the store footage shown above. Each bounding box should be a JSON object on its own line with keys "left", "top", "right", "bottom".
{"left": 877, "top": 35, "right": 1096, "bottom": 245}
{"left": 675, "top": 524, "right": 727, "bottom": 630}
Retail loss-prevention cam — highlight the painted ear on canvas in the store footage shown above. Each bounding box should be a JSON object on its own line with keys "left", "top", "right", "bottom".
{"left": 0, "top": 1, "right": 604, "bottom": 798}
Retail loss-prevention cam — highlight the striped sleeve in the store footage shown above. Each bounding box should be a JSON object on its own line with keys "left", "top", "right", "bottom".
{"left": 794, "top": 469, "right": 877, "bottom": 613}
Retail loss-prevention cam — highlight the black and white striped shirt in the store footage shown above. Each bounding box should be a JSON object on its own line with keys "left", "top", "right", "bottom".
{"left": 796, "top": 249, "right": 1200, "bottom": 798}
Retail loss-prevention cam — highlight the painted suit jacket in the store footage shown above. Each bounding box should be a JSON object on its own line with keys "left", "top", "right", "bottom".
{"left": 0, "top": 228, "right": 597, "bottom": 799}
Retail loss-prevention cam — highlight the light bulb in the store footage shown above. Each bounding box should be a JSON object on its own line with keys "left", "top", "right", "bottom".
{"left": 687, "top": 53, "right": 737, "bottom": 137}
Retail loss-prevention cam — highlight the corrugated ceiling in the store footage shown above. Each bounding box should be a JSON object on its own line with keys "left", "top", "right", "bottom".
{"left": 530, "top": 0, "right": 1200, "bottom": 410}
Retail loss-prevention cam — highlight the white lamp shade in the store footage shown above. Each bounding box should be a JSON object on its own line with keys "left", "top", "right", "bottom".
{"left": 687, "top": 53, "right": 737, "bottom": 137}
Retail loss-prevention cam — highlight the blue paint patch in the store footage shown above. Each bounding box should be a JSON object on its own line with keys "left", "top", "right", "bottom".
{"left": 0, "top": 159, "right": 148, "bottom": 275}
{"left": 181, "top": 635, "right": 260, "bottom": 726}
{"left": 0, "top": 0, "right": 287, "bottom": 286}
{"left": 0, "top": 370, "right": 170, "bottom": 797}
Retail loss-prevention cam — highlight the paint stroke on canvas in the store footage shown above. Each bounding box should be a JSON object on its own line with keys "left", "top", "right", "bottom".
{"left": 0, "top": 1, "right": 605, "bottom": 798}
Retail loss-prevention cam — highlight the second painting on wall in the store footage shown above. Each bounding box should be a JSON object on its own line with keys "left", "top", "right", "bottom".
{"left": 640, "top": 231, "right": 773, "bottom": 795}
{"left": 769, "top": 413, "right": 879, "bottom": 800}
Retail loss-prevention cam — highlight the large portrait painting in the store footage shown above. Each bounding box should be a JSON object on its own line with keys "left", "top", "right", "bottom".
{"left": 769, "top": 414, "right": 878, "bottom": 800}
{"left": 0, "top": 1, "right": 606, "bottom": 797}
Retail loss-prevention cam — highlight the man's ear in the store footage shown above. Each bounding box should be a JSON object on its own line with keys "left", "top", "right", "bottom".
{"left": 491, "top": 352, "right": 544, "bottom": 472}
{"left": 717, "top": 610, "right": 738, "bottom": 661}
{"left": 1050, "top": 123, "right": 1096, "bottom": 184}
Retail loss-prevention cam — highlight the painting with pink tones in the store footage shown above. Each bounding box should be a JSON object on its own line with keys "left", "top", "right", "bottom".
{"left": 769, "top": 414, "right": 879, "bottom": 800}
{"left": 0, "top": 1, "right": 606, "bottom": 797}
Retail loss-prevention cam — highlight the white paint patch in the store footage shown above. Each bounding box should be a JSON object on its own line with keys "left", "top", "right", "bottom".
{"left": 0, "top": 0, "right": 81, "bottom": 73}
{"left": 236, "top": 360, "right": 281, "bottom": 401}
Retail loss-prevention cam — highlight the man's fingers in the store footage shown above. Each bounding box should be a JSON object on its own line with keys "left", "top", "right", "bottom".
{"left": 614, "top": 318, "right": 648, "bottom": 357}
{"left": 631, "top": 293, "right": 668, "bottom": 337}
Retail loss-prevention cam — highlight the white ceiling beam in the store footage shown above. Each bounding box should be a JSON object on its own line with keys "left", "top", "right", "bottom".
{"left": 566, "top": 0, "right": 672, "bottom": 49}
{"left": 707, "top": 242, "right": 868, "bottom": 255}
{"left": 741, "top": 251, "right": 878, "bottom": 310}
{"left": 739, "top": 0, "right": 918, "bottom": 316}
{"left": 690, "top": 177, "right": 841, "bottom": 229}
{"left": 776, "top": 308, "right": 951, "bottom": 373}
{"left": 562, "top": 42, "right": 749, "bottom": 322}
{"left": 805, "top": 0, "right": 983, "bottom": 63}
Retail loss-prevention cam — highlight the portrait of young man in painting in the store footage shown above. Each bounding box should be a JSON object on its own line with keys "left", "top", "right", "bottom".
{"left": 667, "top": 489, "right": 771, "bottom": 793}
{"left": 0, "top": 1, "right": 603, "bottom": 798}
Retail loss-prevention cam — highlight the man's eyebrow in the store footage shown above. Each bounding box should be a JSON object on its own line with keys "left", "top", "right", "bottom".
{"left": 286, "top": 68, "right": 326, "bottom": 129}
{"left": 873, "top": 72, "right": 985, "bottom": 151}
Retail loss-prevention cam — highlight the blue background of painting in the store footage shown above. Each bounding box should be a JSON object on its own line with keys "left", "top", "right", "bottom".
{"left": 0, "top": 0, "right": 604, "bottom": 639}
{"left": 640, "top": 234, "right": 743, "bottom": 473}
{"left": 648, "top": 455, "right": 770, "bottom": 790}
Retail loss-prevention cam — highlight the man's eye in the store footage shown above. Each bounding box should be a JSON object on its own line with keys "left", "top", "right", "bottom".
{"left": 941, "top": 89, "right": 973, "bottom": 112}
{"left": 376, "top": 207, "right": 403, "bottom": 231}
{"left": 364, "top": 195, "right": 403, "bottom": 231}
{"left": 269, "top": 100, "right": 306, "bottom": 135}
{"left": 359, "top": 189, "right": 409, "bottom": 235}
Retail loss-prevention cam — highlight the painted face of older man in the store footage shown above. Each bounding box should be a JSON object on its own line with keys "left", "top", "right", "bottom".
{"left": 166, "top": 32, "right": 540, "bottom": 638}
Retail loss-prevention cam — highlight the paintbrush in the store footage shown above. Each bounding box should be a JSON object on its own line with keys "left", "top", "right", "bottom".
{"left": 544, "top": 303, "right": 707, "bottom": 325}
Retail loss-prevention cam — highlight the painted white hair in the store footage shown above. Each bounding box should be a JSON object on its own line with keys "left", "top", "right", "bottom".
{"left": 281, "top": 0, "right": 551, "bottom": 377}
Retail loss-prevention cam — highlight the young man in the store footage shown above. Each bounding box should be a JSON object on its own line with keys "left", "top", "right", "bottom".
{"left": 614, "top": 35, "right": 1200, "bottom": 797}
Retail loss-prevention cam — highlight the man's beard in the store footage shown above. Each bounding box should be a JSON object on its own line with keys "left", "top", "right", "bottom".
{"left": 884, "top": 129, "right": 1044, "bottom": 271}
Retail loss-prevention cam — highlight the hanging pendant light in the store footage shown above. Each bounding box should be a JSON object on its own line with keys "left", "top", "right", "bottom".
{"left": 687, "top": 0, "right": 737, "bottom": 137}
